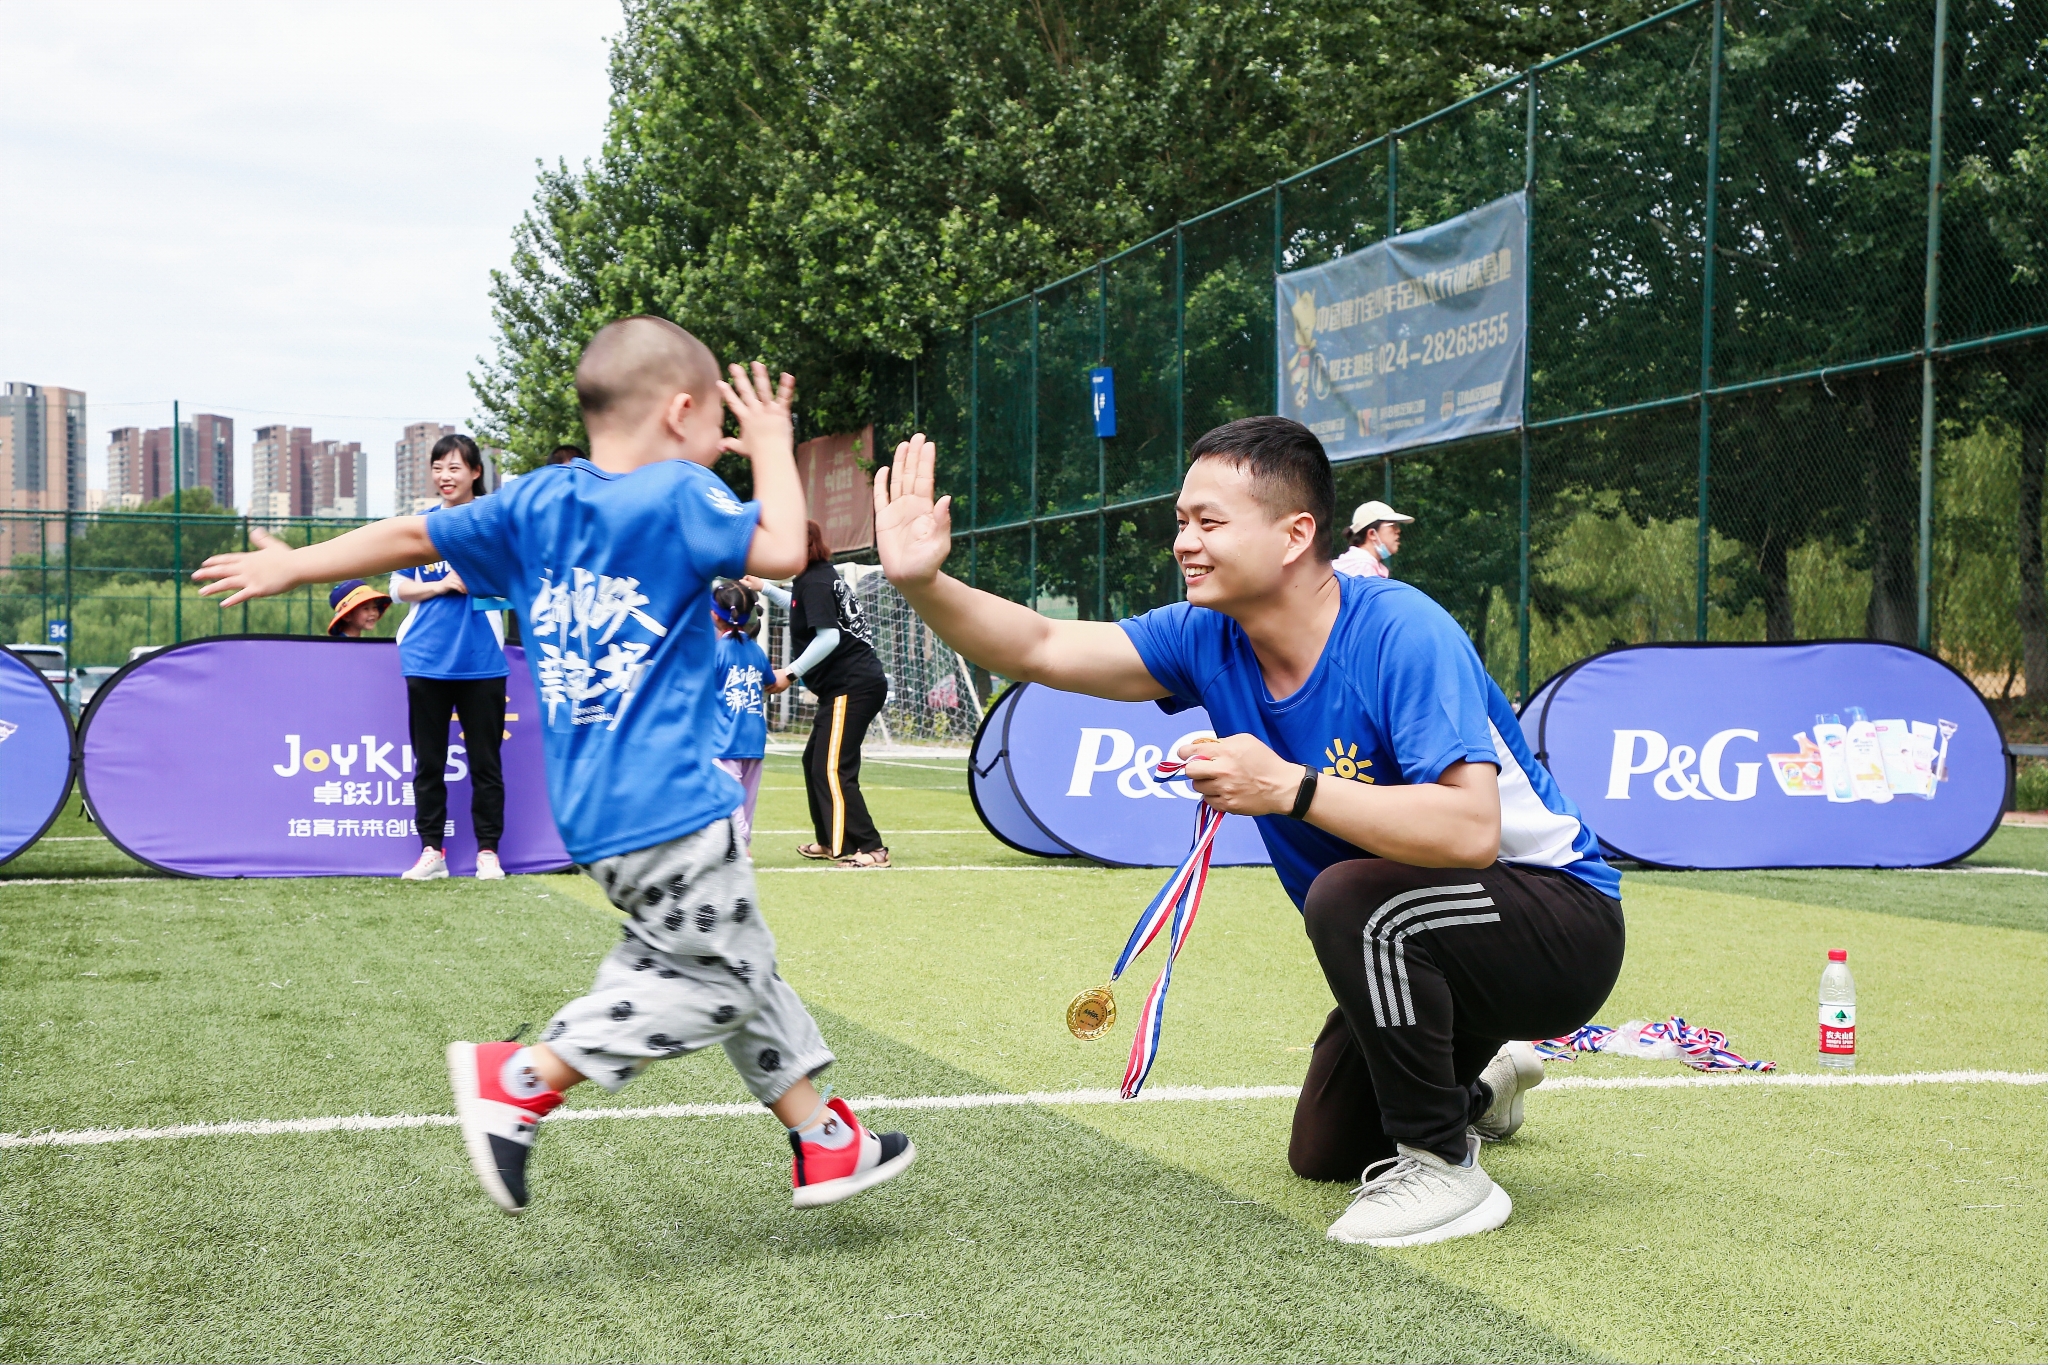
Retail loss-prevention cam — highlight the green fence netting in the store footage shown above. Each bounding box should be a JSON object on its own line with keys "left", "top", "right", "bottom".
{"left": 864, "top": 0, "right": 2048, "bottom": 704}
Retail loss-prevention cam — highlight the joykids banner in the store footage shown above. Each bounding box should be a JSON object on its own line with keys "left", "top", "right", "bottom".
{"left": 79, "top": 638, "right": 570, "bottom": 877}
{"left": 0, "top": 644, "right": 77, "bottom": 866}
{"left": 969, "top": 682, "right": 1270, "bottom": 867}
{"left": 1519, "top": 642, "right": 2006, "bottom": 869}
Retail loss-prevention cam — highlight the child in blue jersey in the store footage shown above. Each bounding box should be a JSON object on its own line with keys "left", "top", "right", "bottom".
{"left": 876, "top": 415, "right": 1623, "bottom": 1250}
{"left": 195, "top": 317, "right": 916, "bottom": 1217}
{"left": 390, "top": 433, "right": 511, "bottom": 882}
{"left": 710, "top": 579, "right": 784, "bottom": 850}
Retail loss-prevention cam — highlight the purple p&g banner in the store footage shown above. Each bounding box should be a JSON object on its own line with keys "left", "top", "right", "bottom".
{"left": 0, "top": 645, "right": 75, "bottom": 866}
{"left": 1519, "top": 642, "right": 2005, "bottom": 868}
{"left": 80, "top": 638, "right": 570, "bottom": 877}
{"left": 970, "top": 682, "right": 1271, "bottom": 867}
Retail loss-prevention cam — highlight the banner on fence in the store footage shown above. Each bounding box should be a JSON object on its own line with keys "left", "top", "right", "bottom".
{"left": 969, "top": 682, "right": 1270, "bottom": 867}
{"left": 81, "top": 638, "right": 571, "bottom": 877}
{"left": 1277, "top": 190, "right": 1527, "bottom": 459}
{"left": 0, "top": 645, "right": 75, "bottom": 865}
{"left": 1518, "top": 643, "right": 2005, "bottom": 869}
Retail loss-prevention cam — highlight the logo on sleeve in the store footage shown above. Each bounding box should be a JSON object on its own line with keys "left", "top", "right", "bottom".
{"left": 705, "top": 485, "right": 744, "bottom": 516}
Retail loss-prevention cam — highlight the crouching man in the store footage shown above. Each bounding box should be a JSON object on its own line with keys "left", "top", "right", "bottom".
{"left": 874, "top": 415, "right": 1623, "bottom": 1247}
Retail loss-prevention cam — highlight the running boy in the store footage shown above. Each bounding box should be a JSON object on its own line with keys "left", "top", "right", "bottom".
{"left": 194, "top": 317, "right": 915, "bottom": 1215}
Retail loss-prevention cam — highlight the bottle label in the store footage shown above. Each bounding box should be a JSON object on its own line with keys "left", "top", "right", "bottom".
{"left": 1819, "top": 1003, "right": 1856, "bottom": 1055}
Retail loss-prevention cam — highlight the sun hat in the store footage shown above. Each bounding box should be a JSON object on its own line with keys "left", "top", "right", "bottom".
{"left": 1346, "top": 500, "right": 1414, "bottom": 535}
{"left": 326, "top": 579, "right": 392, "bottom": 636}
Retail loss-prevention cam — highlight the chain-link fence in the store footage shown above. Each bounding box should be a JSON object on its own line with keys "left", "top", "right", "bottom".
{"left": 866, "top": 0, "right": 2048, "bottom": 710}
{"left": 0, "top": 508, "right": 394, "bottom": 706}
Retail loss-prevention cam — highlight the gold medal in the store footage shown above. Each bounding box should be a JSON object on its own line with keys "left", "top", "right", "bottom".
{"left": 1066, "top": 983, "right": 1117, "bottom": 1040}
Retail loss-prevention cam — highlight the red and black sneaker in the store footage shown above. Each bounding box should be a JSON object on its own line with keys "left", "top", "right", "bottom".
{"left": 789, "top": 1097, "right": 916, "bottom": 1208}
{"left": 446, "top": 1040, "right": 562, "bottom": 1215}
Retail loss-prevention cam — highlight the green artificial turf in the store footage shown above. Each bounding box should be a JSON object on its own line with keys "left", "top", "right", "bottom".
{"left": 3, "top": 754, "right": 2045, "bottom": 1362}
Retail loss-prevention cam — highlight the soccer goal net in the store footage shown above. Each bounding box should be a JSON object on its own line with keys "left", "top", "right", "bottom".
{"left": 761, "top": 563, "right": 983, "bottom": 748}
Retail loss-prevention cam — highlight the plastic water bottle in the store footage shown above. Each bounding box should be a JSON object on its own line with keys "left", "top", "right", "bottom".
{"left": 1819, "top": 949, "right": 1856, "bottom": 1069}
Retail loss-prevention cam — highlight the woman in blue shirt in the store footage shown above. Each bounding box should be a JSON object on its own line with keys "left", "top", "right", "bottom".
{"left": 389, "top": 435, "right": 510, "bottom": 881}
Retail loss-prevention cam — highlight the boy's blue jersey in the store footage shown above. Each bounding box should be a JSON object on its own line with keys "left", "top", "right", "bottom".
{"left": 1119, "top": 572, "right": 1619, "bottom": 910}
{"left": 715, "top": 631, "right": 772, "bottom": 760}
{"left": 392, "top": 506, "right": 509, "bottom": 680}
{"left": 427, "top": 458, "right": 758, "bottom": 862}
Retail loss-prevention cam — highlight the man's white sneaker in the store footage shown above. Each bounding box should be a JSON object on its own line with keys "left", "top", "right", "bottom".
{"left": 1471, "top": 1040, "right": 1545, "bottom": 1142}
{"left": 401, "top": 848, "right": 448, "bottom": 881}
{"left": 1326, "top": 1135, "right": 1512, "bottom": 1247}
{"left": 474, "top": 850, "right": 506, "bottom": 881}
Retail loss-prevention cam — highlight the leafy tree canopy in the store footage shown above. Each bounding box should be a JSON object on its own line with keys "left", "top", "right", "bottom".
{"left": 473, "top": 0, "right": 1659, "bottom": 465}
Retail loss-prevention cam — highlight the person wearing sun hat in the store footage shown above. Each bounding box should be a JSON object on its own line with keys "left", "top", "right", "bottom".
{"left": 326, "top": 579, "right": 392, "bottom": 637}
{"left": 1334, "top": 499, "right": 1413, "bottom": 579}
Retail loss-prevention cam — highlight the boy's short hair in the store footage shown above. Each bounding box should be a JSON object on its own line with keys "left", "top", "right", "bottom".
{"left": 1187, "top": 416, "right": 1336, "bottom": 561}
{"left": 575, "top": 316, "right": 720, "bottom": 431}
{"left": 547, "top": 444, "right": 584, "bottom": 465}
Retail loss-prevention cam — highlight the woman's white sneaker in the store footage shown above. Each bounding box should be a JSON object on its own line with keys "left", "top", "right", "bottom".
{"left": 474, "top": 850, "right": 506, "bottom": 880}
{"left": 401, "top": 848, "right": 448, "bottom": 881}
{"left": 1326, "top": 1135, "right": 1512, "bottom": 1247}
{"left": 1471, "top": 1040, "right": 1545, "bottom": 1141}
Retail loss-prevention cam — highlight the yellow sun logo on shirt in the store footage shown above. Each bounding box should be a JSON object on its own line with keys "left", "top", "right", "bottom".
{"left": 1323, "top": 739, "right": 1375, "bottom": 783}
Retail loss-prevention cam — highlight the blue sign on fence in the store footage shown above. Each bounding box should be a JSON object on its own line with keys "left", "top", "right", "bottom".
{"left": 1090, "top": 366, "right": 1117, "bottom": 439}
{"left": 1518, "top": 642, "right": 2006, "bottom": 868}
{"left": 1277, "top": 190, "right": 1527, "bottom": 459}
{"left": 47, "top": 620, "right": 68, "bottom": 643}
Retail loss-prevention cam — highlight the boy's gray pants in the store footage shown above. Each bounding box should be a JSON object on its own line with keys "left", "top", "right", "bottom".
{"left": 541, "top": 817, "right": 833, "bottom": 1103}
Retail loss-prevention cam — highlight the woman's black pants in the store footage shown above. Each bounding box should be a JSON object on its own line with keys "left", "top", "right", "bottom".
{"left": 406, "top": 675, "right": 506, "bottom": 852}
{"left": 801, "top": 676, "right": 887, "bottom": 856}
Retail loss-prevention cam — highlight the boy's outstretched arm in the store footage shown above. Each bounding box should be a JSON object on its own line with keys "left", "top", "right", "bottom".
{"left": 192, "top": 519, "right": 438, "bottom": 607}
{"left": 720, "top": 363, "right": 807, "bottom": 579}
{"left": 875, "top": 435, "right": 1167, "bottom": 701}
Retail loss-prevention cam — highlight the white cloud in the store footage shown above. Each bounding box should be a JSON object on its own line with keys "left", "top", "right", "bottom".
{"left": 0, "top": 1, "right": 620, "bottom": 516}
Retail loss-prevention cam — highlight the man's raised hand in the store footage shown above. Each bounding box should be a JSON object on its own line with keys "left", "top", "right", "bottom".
{"left": 192, "top": 528, "right": 298, "bottom": 608}
{"left": 874, "top": 434, "right": 953, "bottom": 588}
{"left": 717, "top": 362, "right": 796, "bottom": 461}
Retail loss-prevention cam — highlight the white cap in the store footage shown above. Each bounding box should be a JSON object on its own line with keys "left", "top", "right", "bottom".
{"left": 1346, "top": 500, "right": 1413, "bottom": 534}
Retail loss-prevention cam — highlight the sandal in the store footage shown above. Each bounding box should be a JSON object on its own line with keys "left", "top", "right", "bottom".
{"left": 796, "top": 843, "right": 834, "bottom": 861}
{"left": 836, "top": 848, "right": 891, "bottom": 870}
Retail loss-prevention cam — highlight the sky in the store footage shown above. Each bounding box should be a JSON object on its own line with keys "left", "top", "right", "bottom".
{"left": 1, "top": 1, "right": 621, "bottom": 517}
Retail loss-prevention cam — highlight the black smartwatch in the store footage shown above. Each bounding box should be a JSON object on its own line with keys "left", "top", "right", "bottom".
{"left": 1288, "top": 764, "right": 1319, "bottom": 820}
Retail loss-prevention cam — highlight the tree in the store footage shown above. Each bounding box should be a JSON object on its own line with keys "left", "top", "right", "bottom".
{"left": 473, "top": 0, "right": 1661, "bottom": 467}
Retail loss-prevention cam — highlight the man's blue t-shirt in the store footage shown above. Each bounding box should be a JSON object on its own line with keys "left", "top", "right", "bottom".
{"left": 426, "top": 459, "right": 758, "bottom": 862}
{"left": 1119, "top": 572, "right": 1620, "bottom": 910}
{"left": 393, "top": 506, "right": 509, "bottom": 680}
{"left": 715, "top": 630, "right": 772, "bottom": 761}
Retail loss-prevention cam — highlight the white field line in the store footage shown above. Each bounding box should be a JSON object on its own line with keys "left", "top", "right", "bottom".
{"left": 1901, "top": 865, "right": 2048, "bottom": 877}
{"left": 1, "top": 877, "right": 164, "bottom": 887}
{"left": 6, "top": 1070, "right": 2042, "bottom": 1152}
{"left": 755, "top": 864, "right": 1100, "bottom": 874}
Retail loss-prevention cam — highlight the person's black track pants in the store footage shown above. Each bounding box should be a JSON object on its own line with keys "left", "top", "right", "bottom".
{"left": 801, "top": 676, "right": 887, "bottom": 857}
{"left": 1289, "top": 858, "right": 1624, "bottom": 1178}
{"left": 406, "top": 675, "right": 506, "bottom": 852}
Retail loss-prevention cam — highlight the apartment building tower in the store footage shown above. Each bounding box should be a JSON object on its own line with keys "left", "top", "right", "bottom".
{"left": 0, "top": 382, "right": 87, "bottom": 562}
{"left": 105, "top": 414, "right": 235, "bottom": 509}
{"left": 251, "top": 424, "right": 312, "bottom": 519}
{"left": 309, "top": 440, "right": 368, "bottom": 518}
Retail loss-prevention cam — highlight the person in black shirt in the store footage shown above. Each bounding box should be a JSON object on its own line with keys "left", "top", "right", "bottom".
{"left": 760, "top": 521, "right": 890, "bottom": 867}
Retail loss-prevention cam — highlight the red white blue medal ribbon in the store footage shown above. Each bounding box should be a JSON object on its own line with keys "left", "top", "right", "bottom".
{"left": 1109, "top": 757, "right": 1225, "bottom": 1098}
{"left": 1533, "top": 1016, "right": 1774, "bottom": 1072}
